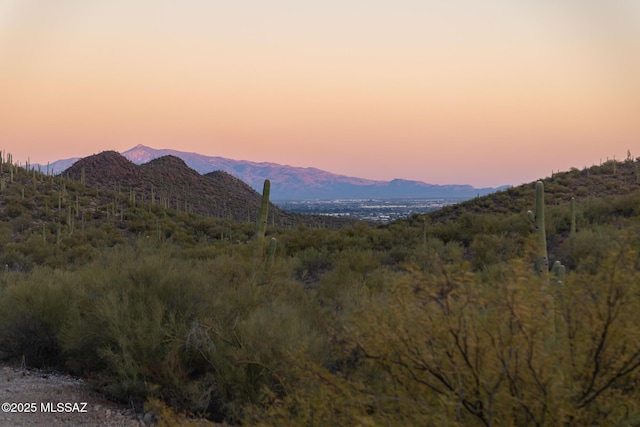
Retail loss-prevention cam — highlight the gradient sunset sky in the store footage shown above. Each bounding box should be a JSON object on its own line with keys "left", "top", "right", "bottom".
{"left": 1, "top": 1, "right": 639, "bottom": 187}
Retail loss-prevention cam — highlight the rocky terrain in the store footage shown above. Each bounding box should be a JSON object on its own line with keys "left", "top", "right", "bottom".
{"left": 0, "top": 363, "right": 221, "bottom": 427}
{"left": 0, "top": 363, "right": 140, "bottom": 427}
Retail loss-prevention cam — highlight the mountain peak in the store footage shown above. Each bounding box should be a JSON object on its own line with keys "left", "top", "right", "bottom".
{"left": 123, "top": 144, "right": 157, "bottom": 164}
{"left": 140, "top": 155, "right": 202, "bottom": 185}
{"left": 144, "top": 155, "right": 190, "bottom": 170}
{"left": 64, "top": 151, "right": 140, "bottom": 185}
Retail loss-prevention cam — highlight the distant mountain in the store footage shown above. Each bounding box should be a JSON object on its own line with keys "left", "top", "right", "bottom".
{"left": 45, "top": 157, "right": 80, "bottom": 174}
{"left": 47, "top": 145, "right": 509, "bottom": 200}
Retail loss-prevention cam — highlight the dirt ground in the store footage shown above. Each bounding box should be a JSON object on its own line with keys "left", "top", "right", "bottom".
{"left": 0, "top": 363, "right": 221, "bottom": 426}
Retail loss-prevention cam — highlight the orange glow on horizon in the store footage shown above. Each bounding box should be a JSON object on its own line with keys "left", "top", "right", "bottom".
{"left": 0, "top": 1, "right": 638, "bottom": 187}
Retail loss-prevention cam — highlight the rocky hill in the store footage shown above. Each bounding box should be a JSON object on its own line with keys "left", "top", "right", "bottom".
{"left": 62, "top": 151, "right": 352, "bottom": 228}
{"left": 422, "top": 158, "right": 640, "bottom": 224}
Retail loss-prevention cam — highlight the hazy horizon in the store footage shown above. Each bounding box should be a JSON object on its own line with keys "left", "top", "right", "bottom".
{"left": 1, "top": 1, "right": 639, "bottom": 188}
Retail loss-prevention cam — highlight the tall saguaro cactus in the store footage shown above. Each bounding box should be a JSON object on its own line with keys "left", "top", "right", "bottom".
{"left": 527, "top": 181, "right": 549, "bottom": 274}
{"left": 570, "top": 197, "right": 576, "bottom": 238}
{"left": 422, "top": 218, "right": 428, "bottom": 251}
{"left": 254, "top": 179, "right": 270, "bottom": 254}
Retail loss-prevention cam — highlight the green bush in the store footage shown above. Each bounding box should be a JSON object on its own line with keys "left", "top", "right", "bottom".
{"left": 0, "top": 268, "right": 73, "bottom": 367}
{"left": 469, "top": 233, "right": 521, "bottom": 270}
{"left": 51, "top": 240, "right": 326, "bottom": 421}
{"left": 293, "top": 246, "right": 334, "bottom": 285}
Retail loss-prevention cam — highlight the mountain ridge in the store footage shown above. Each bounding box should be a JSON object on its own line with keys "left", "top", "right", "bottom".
{"left": 44, "top": 144, "right": 509, "bottom": 200}
{"left": 62, "top": 151, "right": 353, "bottom": 228}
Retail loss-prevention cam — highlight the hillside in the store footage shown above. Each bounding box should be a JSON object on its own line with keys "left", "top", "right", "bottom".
{"left": 2, "top": 151, "right": 640, "bottom": 426}
{"left": 62, "top": 151, "right": 353, "bottom": 229}
{"left": 393, "top": 156, "right": 640, "bottom": 273}
{"left": 421, "top": 157, "right": 640, "bottom": 223}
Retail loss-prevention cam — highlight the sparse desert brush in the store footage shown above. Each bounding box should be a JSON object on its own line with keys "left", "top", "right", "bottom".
{"left": 469, "top": 232, "right": 521, "bottom": 270}
{"left": 41, "top": 239, "right": 325, "bottom": 420}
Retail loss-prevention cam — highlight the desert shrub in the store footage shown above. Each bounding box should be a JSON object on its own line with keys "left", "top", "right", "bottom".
{"left": 18, "top": 235, "right": 57, "bottom": 265}
{"left": 576, "top": 185, "right": 590, "bottom": 197}
{"left": 293, "top": 246, "right": 334, "bottom": 285}
{"left": 469, "top": 233, "right": 521, "bottom": 270}
{"left": 55, "top": 239, "right": 328, "bottom": 421}
{"left": 201, "top": 280, "right": 328, "bottom": 420}
{"left": 60, "top": 243, "right": 213, "bottom": 409}
{"left": 316, "top": 249, "right": 383, "bottom": 308}
{"left": 179, "top": 244, "right": 224, "bottom": 260}
{"left": 2, "top": 198, "right": 26, "bottom": 219}
{"left": 0, "top": 244, "right": 33, "bottom": 271}
{"left": 569, "top": 226, "right": 616, "bottom": 273}
{"left": 548, "top": 203, "right": 572, "bottom": 235}
{"left": 583, "top": 196, "right": 616, "bottom": 225}
{"left": 126, "top": 218, "right": 149, "bottom": 234}
{"left": 365, "top": 226, "right": 394, "bottom": 251}
{"left": 407, "top": 237, "right": 467, "bottom": 276}
{"left": 281, "top": 227, "right": 333, "bottom": 253}
{"left": 252, "top": 236, "right": 640, "bottom": 426}
{"left": 12, "top": 213, "right": 33, "bottom": 234}
{"left": 500, "top": 212, "right": 532, "bottom": 237}
{"left": 385, "top": 244, "right": 413, "bottom": 265}
{"left": 85, "top": 223, "right": 124, "bottom": 247}
{"left": 0, "top": 221, "right": 13, "bottom": 246}
{"left": 610, "top": 190, "right": 640, "bottom": 217}
{"left": 335, "top": 223, "right": 374, "bottom": 251}
{"left": 0, "top": 268, "right": 73, "bottom": 367}
{"left": 189, "top": 217, "right": 219, "bottom": 239}
{"left": 166, "top": 227, "right": 196, "bottom": 246}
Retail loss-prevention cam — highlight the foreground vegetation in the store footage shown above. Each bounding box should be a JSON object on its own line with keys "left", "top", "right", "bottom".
{"left": 0, "top": 152, "right": 639, "bottom": 425}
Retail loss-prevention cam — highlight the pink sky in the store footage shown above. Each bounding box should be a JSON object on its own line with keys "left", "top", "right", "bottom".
{"left": 1, "top": 1, "right": 639, "bottom": 187}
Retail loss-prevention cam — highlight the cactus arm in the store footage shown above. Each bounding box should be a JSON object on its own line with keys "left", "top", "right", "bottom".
{"left": 551, "top": 260, "right": 565, "bottom": 285}
{"left": 527, "top": 210, "right": 535, "bottom": 223}
{"left": 266, "top": 237, "right": 277, "bottom": 267}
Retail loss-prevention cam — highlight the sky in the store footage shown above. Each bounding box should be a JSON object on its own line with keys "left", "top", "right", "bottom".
{"left": 1, "top": 1, "right": 639, "bottom": 188}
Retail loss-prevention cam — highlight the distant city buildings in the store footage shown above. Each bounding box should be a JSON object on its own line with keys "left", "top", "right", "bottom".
{"left": 274, "top": 198, "right": 465, "bottom": 222}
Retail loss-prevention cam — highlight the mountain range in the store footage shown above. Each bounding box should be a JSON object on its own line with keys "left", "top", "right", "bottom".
{"left": 44, "top": 145, "right": 509, "bottom": 200}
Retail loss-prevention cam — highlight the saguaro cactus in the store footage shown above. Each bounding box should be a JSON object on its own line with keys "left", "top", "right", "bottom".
{"left": 551, "top": 260, "right": 566, "bottom": 285}
{"left": 254, "top": 179, "right": 270, "bottom": 250}
{"left": 266, "top": 237, "right": 277, "bottom": 267}
{"left": 527, "top": 181, "right": 549, "bottom": 274}
{"left": 422, "top": 218, "right": 428, "bottom": 251}
{"left": 570, "top": 197, "right": 576, "bottom": 238}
